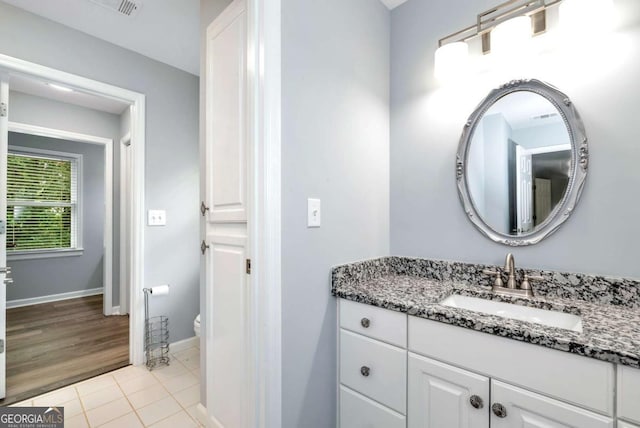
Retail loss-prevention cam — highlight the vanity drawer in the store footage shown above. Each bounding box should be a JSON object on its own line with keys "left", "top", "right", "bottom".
{"left": 339, "top": 298, "right": 407, "bottom": 347}
{"left": 340, "top": 329, "right": 407, "bottom": 414}
{"left": 618, "top": 365, "right": 640, "bottom": 424}
{"left": 340, "top": 386, "right": 406, "bottom": 428}
{"left": 408, "top": 316, "right": 615, "bottom": 415}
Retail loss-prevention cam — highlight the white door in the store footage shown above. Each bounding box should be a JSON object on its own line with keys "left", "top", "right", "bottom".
{"left": 408, "top": 353, "right": 489, "bottom": 428}
{"left": 490, "top": 381, "right": 614, "bottom": 428}
{"left": 0, "top": 78, "right": 8, "bottom": 399}
{"left": 516, "top": 146, "right": 533, "bottom": 233}
{"left": 204, "top": 1, "right": 251, "bottom": 427}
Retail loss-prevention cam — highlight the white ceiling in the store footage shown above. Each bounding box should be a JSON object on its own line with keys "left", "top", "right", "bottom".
{"left": 488, "top": 91, "right": 563, "bottom": 130}
{"left": 1, "top": 0, "right": 200, "bottom": 76}
{"left": 9, "top": 73, "right": 130, "bottom": 115}
{"left": 2, "top": 0, "right": 409, "bottom": 76}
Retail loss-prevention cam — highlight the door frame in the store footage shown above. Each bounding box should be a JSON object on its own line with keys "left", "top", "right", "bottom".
{"left": 119, "top": 130, "right": 131, "bottom": 315}
{"left": 246, "top": 0, "right": 282, "bottom": 426}
{"left": 199, "top": 0, "right": 282, "bottom": 426}
{"left": 7, "top": 122, "right": 114, "bottom": 316}
{"left": 0, "top": 53, "right": 146, "bottom": 366}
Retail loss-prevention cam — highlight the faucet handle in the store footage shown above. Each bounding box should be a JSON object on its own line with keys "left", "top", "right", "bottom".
{"left": 482, "top": 269, "right": 504, "bottom": 288}
{"left": 520, "top": 273, "right": 544, "bottom": 291}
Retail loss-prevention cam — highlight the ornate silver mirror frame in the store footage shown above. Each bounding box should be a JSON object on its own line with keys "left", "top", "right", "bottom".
{"left": 456, "top": 79, "right": 588, "bottom": 246}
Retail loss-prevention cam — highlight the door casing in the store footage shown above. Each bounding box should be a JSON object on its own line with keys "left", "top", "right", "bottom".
{"left": 0, "top": 53, "right": 147, "bottom": 366}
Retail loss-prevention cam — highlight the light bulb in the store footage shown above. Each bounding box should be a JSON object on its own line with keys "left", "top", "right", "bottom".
{"left": 434, "top": 42, "right": 469, "bottom": 83}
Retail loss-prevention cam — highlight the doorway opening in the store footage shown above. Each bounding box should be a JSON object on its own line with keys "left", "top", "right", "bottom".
{"left": 0, "top": 54, "right": 146, "bottom": 404}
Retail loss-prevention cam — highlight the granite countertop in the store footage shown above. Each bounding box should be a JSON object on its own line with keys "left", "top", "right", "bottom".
{"left": 331, "top": 257, "right": 640, "bottom": 369}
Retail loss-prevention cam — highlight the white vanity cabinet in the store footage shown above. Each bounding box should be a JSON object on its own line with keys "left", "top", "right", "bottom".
{"left": 407, "top": 353, "right": 612, "bottom": 428}
{"left": 337, "top": 298, "right": 630, "bottom": 428}
{"left": 618, "top": 365, "right": 640, "bottom": 425}
{"left": 408, "top": 353, "right": 489, "bottom": 428}
{"left": 618, "top": 422, "right": 640, "bottom": 428}
{"left": 490, "top": 381, "right": 613, "bottom": 428}
{"left": 338, "top": 299, "right": 408, "bottom": 427}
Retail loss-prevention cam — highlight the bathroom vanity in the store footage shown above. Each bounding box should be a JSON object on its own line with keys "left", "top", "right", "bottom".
{"left": 332, "top": 257, "right": 640, "bottom": 428}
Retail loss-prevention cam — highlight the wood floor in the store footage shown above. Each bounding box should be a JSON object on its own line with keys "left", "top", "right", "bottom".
{"left": 0, "top": 295, "right": 129, "bottom": 406}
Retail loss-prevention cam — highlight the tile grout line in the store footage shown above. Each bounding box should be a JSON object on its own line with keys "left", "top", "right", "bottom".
{"left": 109, "top": 374, "right": 146, "bottom": 428}
{"left": 147, "top": 352, "right": 201, "bottom": 427}
{"left": 130, "top": 351, "right": 198, "bottom": 427}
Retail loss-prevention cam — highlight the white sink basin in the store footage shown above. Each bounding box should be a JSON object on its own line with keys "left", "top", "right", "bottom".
{"left": 440, "top": 294, "right": 583, "bottom": 333}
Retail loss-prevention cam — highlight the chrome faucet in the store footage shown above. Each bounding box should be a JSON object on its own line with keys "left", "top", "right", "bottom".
{"left": 482, "top": 253, "right": 543, "bottom": 298}
{"left": 504, "top": 253, "right": 517, "bottom": 289}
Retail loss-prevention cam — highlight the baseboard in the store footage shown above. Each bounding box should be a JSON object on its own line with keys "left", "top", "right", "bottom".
{"left": 196, "top": 403, "right": 208, "bottom": 427}
{"left": 170, "top": 336, "right": 200, "bottom": 353}
{"left": 7, "top": 288, "right": 103, "bottom": 309}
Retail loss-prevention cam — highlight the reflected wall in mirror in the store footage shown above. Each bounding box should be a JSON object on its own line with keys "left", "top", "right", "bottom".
{"left": 457, "top": 80, "right": 588, "bottom": 246}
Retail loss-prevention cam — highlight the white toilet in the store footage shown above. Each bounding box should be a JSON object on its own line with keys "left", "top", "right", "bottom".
{"left": 194, "top": 314, "right": 201, "bottom": 337}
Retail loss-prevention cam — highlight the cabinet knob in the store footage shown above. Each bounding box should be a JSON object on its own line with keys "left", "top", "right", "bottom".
{"left": 469, "top": 395, "right": 483, "bottom": 409}
{"left": 360, "top": 318, "right": 370, "bottom": 328}
{"left": 360, "top": 366, "right": 370, "bottom": 377}
{"left": 492, "top": 403, "right": 507, "bottom": 418}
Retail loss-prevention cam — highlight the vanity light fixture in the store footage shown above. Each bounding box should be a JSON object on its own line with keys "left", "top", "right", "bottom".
{"left": 434, "top": 41, "right": 469, "bottom": 82}
{"left": 559, "top": 0, "right": 615, "bottom": 36}
{"left": 434, "top": 0, "right": 561, "bottom": 76}
{"left": 491, "top": 16, "right": 532, "bottom": 58}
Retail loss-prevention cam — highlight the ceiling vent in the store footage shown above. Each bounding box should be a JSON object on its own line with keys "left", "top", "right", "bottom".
{"left": 89, "top": 0, "right": 141, "bottom": 17}
{"left": 532, "top": 113, "right": 559, "bottom": 121}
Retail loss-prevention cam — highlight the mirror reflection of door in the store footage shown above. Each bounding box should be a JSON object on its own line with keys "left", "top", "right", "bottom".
{"left": 515, "top": 144, "right": 533, "bottom": 234}
{"left": 467, "top": 90, "right": 573, "bottom": 237}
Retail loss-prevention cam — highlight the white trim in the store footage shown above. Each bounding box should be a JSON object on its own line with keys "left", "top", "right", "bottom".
{"left": 196, "top": 404, "right": 209, "bottom": 428}
{"left": 0, "top": 53, "right": 146, "bottom": 367}
{"left": 8, "top": 122, "right": 113, "bottom": 317}
{"left": 6, "top": 287, "right": 103, "bottom": 309}
{"left": 526, "top": 144, "right": 572, "bottom": 155}
{"left": 111, "top": 305, "right": 120, "bottom": 315}
{"left": 170, "top": 336, "right": 200, "bottom": 353}
{"left": 8, "top": 248, "right": 84, "bottom": 261}
{"left": 248, "top": 0, "right": 282, "bottom": 426}
{"left": 119, "top": 130, "right": 131, "bottom": 315}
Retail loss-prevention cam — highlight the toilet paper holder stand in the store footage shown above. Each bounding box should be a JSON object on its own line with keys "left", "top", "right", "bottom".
{"left": 143, "top": 287, "right": 170, "bottom": 370}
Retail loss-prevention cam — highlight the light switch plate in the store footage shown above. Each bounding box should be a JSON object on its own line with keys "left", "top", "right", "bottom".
{"left": 307, "top": 198, "right": 321, "bottom": 227}
{"left": 148, "top": 210, "right": 167, "bottom": 226}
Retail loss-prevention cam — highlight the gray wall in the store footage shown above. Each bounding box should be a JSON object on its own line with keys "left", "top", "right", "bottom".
{"left": 390, "top": 0, "right": 640, "bottom": 279}
{"left": 8, "top": 132, "right": 106, "bottom": 301}
{"left": 281, "top": 0, "right": 390, "bottom": 426}
{"left": 0, "top": 2, "right": 201, "bottom": 341}
{"left": 8, "top": 91, "right": 121, "bottom": 303}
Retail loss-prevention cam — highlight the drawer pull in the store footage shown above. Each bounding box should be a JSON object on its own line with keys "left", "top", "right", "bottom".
{"left": 492, "top": 403, "right": 507, "bottom": 418}
{"left": 360, "top": 317, "right": 371, "bottom": 328}
{"left": 469, "top": 395, "right": 483, "bottom": 409}
{"left": 360, "top": 366, "right": 370, "bottom": 377}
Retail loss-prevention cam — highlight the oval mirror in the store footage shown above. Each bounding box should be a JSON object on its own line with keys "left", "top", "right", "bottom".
{"left": 456, "top": 79, "right": 588, "bottom": 246}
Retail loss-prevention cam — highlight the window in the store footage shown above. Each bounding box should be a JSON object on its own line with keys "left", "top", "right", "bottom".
{"left": 6, "top": 147, "right": 82, "bottom": 258}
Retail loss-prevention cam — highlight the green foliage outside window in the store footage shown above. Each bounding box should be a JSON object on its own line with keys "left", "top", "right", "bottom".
{"left": 6, "top": 153, "right": 74, "bottom": 251}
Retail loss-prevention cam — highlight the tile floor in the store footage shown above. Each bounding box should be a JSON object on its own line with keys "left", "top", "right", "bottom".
{"left": 9, "top": 345, "right": 202, "bottom": 428}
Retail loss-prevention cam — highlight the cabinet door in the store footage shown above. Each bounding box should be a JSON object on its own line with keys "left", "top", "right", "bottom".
{"left": 619, "top": 421, "right": 640, "bottom": 428}
{"left": 408, "top": 353, "right": 489, "bottom": 428}
{"left": 618, "top": 365, "right": 640, "bottom": 425}
{"left": 490, "top": 380, "right": 613, "bottom": 428}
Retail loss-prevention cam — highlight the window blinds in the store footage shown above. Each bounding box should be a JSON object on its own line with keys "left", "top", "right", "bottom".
{"left": 6, "top": 152, "right": 78, "bottom": 252}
